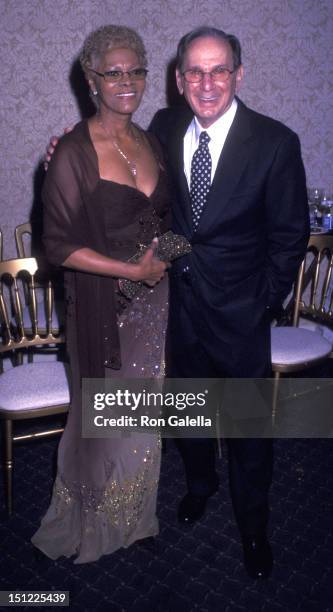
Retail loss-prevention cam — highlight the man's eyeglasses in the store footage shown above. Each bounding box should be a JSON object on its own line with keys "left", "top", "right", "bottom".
{"left": 89, "top": 68, "right": 148, "bottom": 83}
{"left": 182, "top": 66, "right": 236, "bottom": 83}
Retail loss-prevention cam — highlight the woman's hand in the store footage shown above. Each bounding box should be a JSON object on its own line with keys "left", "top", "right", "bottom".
{"left": 129, "top": 238, "right": 170, "bottom": 285}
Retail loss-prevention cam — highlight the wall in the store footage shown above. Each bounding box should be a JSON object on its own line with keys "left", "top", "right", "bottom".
{"left": 1, "top": 0, "right": 332, "bottom": 258}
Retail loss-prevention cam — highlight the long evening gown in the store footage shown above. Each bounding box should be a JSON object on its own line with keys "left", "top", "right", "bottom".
{"left": 31, "top": 121, "right": 170, "bottom": 563}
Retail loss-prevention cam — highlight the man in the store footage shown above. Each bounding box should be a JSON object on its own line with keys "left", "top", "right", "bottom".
{"left": 150, "top": 26, "right": 309, "bottom": 579}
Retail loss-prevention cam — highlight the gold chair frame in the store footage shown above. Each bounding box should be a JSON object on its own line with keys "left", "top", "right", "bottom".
{"left": 15, "top": 222, "right": 33, "bottom": 259}
{"left": 0, "top": 257, "right": 69, "bottom": 515}
{"left": 14, "top": 223, "right": 64, "bottom": 362}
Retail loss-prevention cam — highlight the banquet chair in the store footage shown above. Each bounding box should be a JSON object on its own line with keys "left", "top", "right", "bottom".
{"left": 0, "top": 257, "right": 70, "bottom": 515}
{"left": 271, "top": 234, "right": 333, "bottom": 423}
{"left": 14, "top": 222, "right": 65, "bottom": 361}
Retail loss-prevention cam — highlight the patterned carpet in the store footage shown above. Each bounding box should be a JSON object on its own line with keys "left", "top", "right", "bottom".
{"left": 0, "top": 418, "right": 332, "bottom": 611}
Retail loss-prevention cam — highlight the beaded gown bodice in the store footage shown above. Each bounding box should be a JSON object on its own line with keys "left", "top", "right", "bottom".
{"left": 90, "top": 162, "right": 170, "bottom": 262}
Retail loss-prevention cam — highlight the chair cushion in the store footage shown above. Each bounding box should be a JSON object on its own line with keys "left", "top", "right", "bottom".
{"left": 299, "top": 316, "right": 333, "bottom": 345}
{"left": 271, "top": 327, "right": 332, "bottom": 366}
{"left": 0, "top": 361, "right": 70, "bottom": 412}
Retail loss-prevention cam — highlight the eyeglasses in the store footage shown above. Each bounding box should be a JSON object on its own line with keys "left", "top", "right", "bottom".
{"left": 182, "top": 66, "right": 235, "bottom": 83}
{"left": 89, "top": 68, "right": 148, "bottom": 83}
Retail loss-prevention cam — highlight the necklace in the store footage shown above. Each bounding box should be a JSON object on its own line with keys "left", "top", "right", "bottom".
{"left": 97, "top": 117, "right": 141, "bottom": 177}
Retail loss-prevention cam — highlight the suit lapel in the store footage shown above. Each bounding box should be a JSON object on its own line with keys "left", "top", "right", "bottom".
{"left": 169, "top": 115, "right": 193, "bottom": 234}
{"left": 196, "top": 101, "right": 254, "bottom": 236}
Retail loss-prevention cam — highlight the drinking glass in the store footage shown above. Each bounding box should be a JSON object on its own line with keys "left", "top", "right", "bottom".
{"left": 308, "top": 187, "right": 324, "bottom": 227}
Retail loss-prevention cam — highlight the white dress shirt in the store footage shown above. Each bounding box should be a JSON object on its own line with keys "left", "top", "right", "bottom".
{"left": 183, "top": 98, "right": 238, "bottom": 188}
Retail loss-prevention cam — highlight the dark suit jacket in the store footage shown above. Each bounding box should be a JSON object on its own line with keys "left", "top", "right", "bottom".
{"left": 150, "top": 98, "right": 310, "bottom": 376}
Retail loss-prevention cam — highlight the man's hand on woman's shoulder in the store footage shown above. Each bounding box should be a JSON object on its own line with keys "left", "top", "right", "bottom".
{"left": 44, "top": 127, "right": 73, "bottom": 170}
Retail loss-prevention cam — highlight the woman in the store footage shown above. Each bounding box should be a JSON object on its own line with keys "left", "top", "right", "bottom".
{"left": 31, "top": 25, "right": 171, "bottom": 563}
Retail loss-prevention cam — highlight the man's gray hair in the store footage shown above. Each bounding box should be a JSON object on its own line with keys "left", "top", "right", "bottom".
{"left": 176, "top": 26, "right": 242, "bottom": 72}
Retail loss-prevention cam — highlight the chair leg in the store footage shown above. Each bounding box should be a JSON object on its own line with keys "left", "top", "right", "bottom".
{"left": 272, "top": 372, "right": 280, "bottom": 427}
{"left": 4, "top": 419, "right": 13, "bottom": 515}
{"left": 15, "top": 351, "right": 23, "bottom": 366}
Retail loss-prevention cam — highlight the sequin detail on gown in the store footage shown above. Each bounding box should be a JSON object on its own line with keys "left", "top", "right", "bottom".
{"left": 31, "top": 280, "right": 168, "bottom": 564}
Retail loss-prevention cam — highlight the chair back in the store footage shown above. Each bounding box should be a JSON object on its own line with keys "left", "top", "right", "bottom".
{"left": 14, "top": 222, "right": 32, "bottom": 258}
{"left": 0, "top": 257, "right": 65, "bottom": 355}
{"left": 292, "top": 234, "right": 333, "bottom": 327}
{"left": 0, "top": 228, "right": 3, "bottom": 261}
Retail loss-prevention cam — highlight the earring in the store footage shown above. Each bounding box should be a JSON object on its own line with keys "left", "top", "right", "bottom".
{"left": 92, "top": 90, "right": 98, "bottom": 96}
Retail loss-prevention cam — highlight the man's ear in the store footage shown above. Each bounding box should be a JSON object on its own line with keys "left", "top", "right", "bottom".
{"left": 235, "top": 65, "right": 244, "bottom": 93}
{"left": 175, "top": 68, "right": 184, "bottom": 95}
